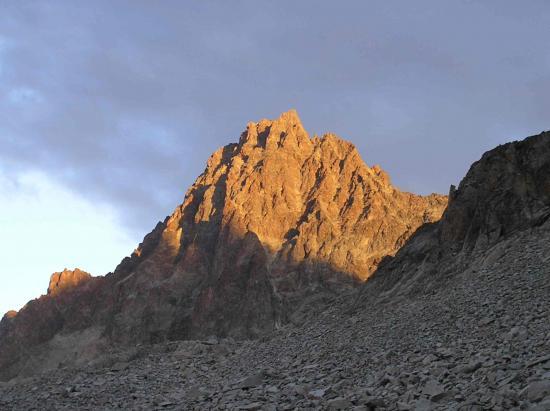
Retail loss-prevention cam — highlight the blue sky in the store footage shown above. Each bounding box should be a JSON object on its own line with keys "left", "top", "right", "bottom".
{"left": 0, "top": 1, "right": 549, "bottom": 314}
{"left": 0, "top": 170, "right": 135, "bottom": 314}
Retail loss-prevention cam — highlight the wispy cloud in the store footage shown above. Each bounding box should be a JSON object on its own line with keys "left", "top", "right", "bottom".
{"left": 7, "top": 87, "right": 43, "bottom": 105}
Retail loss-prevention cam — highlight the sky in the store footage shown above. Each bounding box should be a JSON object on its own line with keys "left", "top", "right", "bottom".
{"left": 0, "top": 1, "right": 549, "bottom": 314}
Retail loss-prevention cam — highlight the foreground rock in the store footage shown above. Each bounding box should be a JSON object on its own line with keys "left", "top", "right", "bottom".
{"left": 0, "top": 110, "right": 446, "bottom": 381}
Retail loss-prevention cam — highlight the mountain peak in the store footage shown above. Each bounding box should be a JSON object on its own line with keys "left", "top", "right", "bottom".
{"left": 239, "top": 109, "right": 310, "bottom": 150}
{"left": 277, "top": 108, "right": 302, "bottom": 125}
{"left": 0, "top": 111, "right": 448, "bottom": 380}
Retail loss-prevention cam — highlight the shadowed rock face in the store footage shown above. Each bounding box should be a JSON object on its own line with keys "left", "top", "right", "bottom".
{"left": 0, "top": 110, "right": 447, "bottom": 380}
{"left": 0, "top": 269, "right": 107, "bottom": 381}
{"left": 440, "top": 132, "right": 550, "bottom": 252}
{"left": 359, "top": 131, "right": 550, "bottom": 300}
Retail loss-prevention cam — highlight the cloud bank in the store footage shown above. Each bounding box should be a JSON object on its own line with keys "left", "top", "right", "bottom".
{"left": 1, "top": 1, "right": 549, "bottom": 238}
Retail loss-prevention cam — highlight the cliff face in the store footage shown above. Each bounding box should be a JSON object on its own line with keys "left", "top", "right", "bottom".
{"left": 440, "top": 132, "right": 550, "bottom": 252}
{"left": 0, "top": 110, "right": 447, "bottom": 380}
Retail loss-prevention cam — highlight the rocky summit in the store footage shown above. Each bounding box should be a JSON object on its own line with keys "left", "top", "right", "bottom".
{"left": 1, "top": 112, "right": 549, "bottom": 410}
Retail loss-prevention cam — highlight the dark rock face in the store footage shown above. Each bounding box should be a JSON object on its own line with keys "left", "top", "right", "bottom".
{"left": 0, "top": 111, "right": 447, "bottom": 380}
{"left": 360, "top": 131, "right": 550, "bottom": 299}
{"left": 440, "top": 132, "right": 550, "bottom": 252}
{"left": 0, "top": 269, "right": 109, "bottom": 380}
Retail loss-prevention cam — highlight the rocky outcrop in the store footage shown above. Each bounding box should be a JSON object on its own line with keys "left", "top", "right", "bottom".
{"left": 1, "top": 312, "right": 17, "bottom": 321}
{"left": 359, "top": 131, "right": 550, "bottom": 300}
{"left": 0, "top": 110, "right": 447, "bottom": 380}
{"left": 47, "top": 268, "right": 92, "bottom": 296}
{"left": 0, "top": 268, "right": 108, "bottom": 380}
{"left": 440, "top": 132, "right": 550, "bottom": 251}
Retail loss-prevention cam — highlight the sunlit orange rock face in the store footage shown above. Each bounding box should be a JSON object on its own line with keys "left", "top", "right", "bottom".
{"left": 110, "top": 110, "right": 447, "bottom": 341}
{"left": 0, "top": 110, "right": 447, "bottom": 380}
{"left": 47, "top": 268, "right": 92, "bottom": 296}
{"left": 2, "top": 311, "right": 17, "bottom": 320}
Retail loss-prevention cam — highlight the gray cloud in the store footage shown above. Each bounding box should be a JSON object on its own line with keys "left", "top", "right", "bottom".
{"left": 1, "top": 0, "right": 549, "bottom": 238}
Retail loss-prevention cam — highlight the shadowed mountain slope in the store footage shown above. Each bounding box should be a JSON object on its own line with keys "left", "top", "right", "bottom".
{"left": 358, "top": 130, "right": 550, "bottom": 301}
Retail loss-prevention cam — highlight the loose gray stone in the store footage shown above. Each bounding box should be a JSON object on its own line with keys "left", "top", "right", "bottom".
{"left": 521, "top": 380, "right": 550, "bottom": 402}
